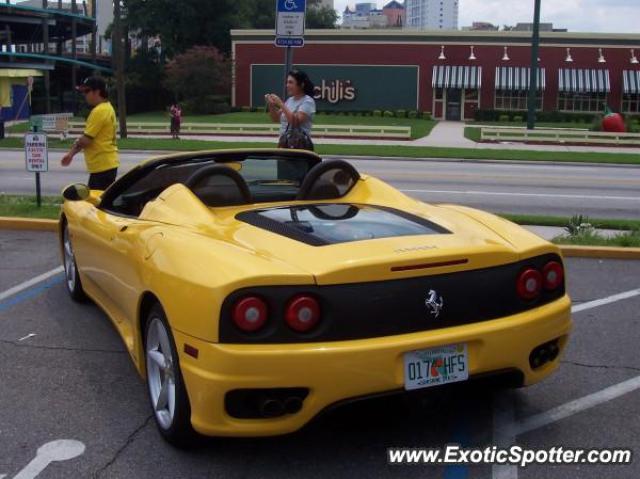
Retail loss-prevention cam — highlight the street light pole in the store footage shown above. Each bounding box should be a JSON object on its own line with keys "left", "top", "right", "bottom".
{"left": 527, "top": 0, "right": 541, "bottom": 130}
{"left": 113, "top": 0, "right": 128, "bottom": 139}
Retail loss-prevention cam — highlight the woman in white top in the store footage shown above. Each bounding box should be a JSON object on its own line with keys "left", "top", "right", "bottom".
{"left": 265, "top": 70, "right": 316, "bottom": 150}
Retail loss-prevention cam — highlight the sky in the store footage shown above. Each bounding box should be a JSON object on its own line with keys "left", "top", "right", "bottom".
{"left": 334, "top": 0, "right": 640, "bottom": 33}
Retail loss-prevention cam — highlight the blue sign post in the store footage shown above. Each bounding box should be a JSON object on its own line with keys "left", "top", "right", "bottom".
{"left": 275, "top": 0, "right": 306, "bottom": 98}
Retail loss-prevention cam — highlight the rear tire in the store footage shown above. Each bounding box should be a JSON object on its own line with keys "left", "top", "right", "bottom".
{"left": 144, "top": 303, "right": 196, "bottom": 447}
{"left": 62, "top": 222, "right": 86, "bottom": 302}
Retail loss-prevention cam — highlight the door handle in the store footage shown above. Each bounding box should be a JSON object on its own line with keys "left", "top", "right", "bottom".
{"left": 119, "top": 225, "right": 128, "bottom": 232}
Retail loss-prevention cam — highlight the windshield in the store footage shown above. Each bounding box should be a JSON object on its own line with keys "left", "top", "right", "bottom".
{"left": 237, "top": 204, "right": 451, "bottom": 246}
{"left": 102, "top": 155, "right": 317, "bottom": 216}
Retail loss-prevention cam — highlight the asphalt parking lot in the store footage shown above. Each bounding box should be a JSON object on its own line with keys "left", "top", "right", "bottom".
{"left": 1, "top": 229, "right": 639, "bottom": 479}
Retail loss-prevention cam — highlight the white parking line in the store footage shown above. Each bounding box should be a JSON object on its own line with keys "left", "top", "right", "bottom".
{"left": 572, "top": 288, "right": 640, "bottom": 313}
{"left": 0, "top": 267, "right": 64, "bottom": 302}
{"left": 516, "top": 375, "right": 640, "bottom": 436}
{"left": 492, "top": 391, "right": 518, "bottom": 479}
{"left": 492, "top": 286, "right": 640, "bottom": 479}
{"left": 400, "top": 189, "right": 640, "bottom": 202}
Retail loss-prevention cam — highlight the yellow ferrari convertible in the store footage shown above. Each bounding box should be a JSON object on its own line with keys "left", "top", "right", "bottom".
{"left": 59, "top": 149, "right": 572, "bottom": 445}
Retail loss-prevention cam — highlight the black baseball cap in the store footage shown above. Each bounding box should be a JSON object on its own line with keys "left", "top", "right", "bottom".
{"left": 76, "top": 76, "right": 106, "bottom": 93}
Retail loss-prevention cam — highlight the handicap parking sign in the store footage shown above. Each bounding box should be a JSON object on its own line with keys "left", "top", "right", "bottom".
{"left": 276, "top": 0, "right": 306, "bottom": 38}
{"left": 277, "top": 0, "right": 305, "bottom": 13}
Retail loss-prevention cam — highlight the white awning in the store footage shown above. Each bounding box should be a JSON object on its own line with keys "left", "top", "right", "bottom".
{"left": 495, "top": 67, "right": 545, "bottom": 91}
{"left": 623, "top": 70, "right": 640, "bottom": 95}
{"left": 432, "top": 65, "right": 482, "bottom": 89}
{"left": 558, "top": 69, "right": 610, "bottom": 93}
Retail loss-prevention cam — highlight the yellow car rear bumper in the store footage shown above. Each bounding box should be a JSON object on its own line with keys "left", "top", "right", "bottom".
{"left": 174, "top": 295, "right": 571, "bottom": 437}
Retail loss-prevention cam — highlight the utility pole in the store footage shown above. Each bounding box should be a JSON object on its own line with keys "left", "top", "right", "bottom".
{"left": 113, "top": 0, "right": 127, "bottom": 138}
{"left": 526, "top": 0, "right": 541, "bottom": 130}
{"left": 42, "top": 0, "right": 51, "bottom": 113}
{"left": 71, "top": 0, "right": 78, "bottom": 114}
{"left": 90, "top": 0, "right": 97, "bottom": 74}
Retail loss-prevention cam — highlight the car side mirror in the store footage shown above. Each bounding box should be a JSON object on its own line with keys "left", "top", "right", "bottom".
{"left": 62, "top": 183, "right": 91, "bottom": 201}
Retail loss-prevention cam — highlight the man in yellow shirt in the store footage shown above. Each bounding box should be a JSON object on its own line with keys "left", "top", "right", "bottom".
{"left": 61, "top": 77, "right": 119, "bottom": 190}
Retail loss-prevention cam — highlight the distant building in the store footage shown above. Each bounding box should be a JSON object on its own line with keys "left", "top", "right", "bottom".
{"left": 383, "top": 1, "right": 405, "bottom": 28}
{"left": 462, "top": 22, "right": 499, "bottom": 31}
{"left": 513, "top": 22, "right": 568, "bottom": 33}
{"left": 17, "top": 0, "right": 113, "bottom": 54}
{"left": 405, "top": 0, "right": 459, "bottom": 30}
{"left": 342, "top": 2, "right": 399, "bottom": 29}
{"left": 234, "top": 29, "right": 640, "bottom": 120}
{"left": 355, "top": 3, "right": 377, "bottom": 15}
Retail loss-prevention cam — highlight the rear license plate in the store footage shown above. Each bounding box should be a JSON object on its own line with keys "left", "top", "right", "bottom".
{"left": 403, "top": 343, "right": 469, "bottom": 390}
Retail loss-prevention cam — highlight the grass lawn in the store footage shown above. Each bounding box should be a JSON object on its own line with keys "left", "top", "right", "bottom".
{"left": 127, "top": 111, "right": 438, "bottom": 140}
{"left": 465, "top": 127, "right": 482, "bottom": 142}
{"left": 553, "top": 230, "right": 640, "bottom": 247}
{"left": 0, "top": 194, "right": 61, "bottom": 219}
{"left": 499, "top": 214, "right": 640, "bottom": 232}
{"left": 2, "top": 136, "right": 640, "bottom": 165}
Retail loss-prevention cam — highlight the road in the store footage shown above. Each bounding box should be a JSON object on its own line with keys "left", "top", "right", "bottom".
{"left": 1, "top": 230, "right": 640, "bottom": 479}
{"left": 1, "top": 149, "right": 639, "bottom": 218}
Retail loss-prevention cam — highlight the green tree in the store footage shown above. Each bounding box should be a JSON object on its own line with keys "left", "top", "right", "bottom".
{"left": 307, "top": 0, "right": 339, "bottom": 29}
{"left": 164, "top": 46, "right": 231, "bottom": 113}
{"left": 124, "top": 0, "right": 337, "bottom": 56}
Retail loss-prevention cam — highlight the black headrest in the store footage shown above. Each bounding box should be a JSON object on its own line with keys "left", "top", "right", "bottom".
{"left": 296, "top": 159, "right": 360, "bottom": 201}
{"left": 184, "top": 164, "right": 251, "bottom": 206}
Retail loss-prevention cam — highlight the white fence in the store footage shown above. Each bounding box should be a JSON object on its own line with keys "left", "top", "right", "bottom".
{"left": 480, "top": 127, "right": 640, "bottom": 146}
{"left": 68, "top": 121, "right": 412, "bottom": 140}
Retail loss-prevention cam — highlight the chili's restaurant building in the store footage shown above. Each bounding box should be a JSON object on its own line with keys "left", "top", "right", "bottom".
{"left": 231, "top": 29, "right": 640, "bottom": 120}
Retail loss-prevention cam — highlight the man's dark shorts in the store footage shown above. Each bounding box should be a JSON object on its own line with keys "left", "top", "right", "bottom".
{"left": 88, "top": 168, "right": 118, "bottom": 190}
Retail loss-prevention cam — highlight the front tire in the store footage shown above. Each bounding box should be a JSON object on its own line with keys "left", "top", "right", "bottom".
{"left": 62, "top": 222, "right": 86, "bottom": 302}
{"left": 144, "top": 304, "right": 195, "bottom": 447}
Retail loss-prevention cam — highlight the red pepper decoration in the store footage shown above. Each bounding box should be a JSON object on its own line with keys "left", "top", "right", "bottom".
{"left": 601, "top": 105, "right": 626, "bottom": 133}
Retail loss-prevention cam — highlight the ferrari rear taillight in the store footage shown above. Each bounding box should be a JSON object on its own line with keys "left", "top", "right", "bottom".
{"left": 542, "top": 261, "right": 564, "bottom": 290}
{"left": 232, "top": 296, "right": 268, "bottom": 332}
{"left": 285, "top": 295, "right": 321, "bottom": 333}
{"left": 516, "top": 268, "right": 543, "bottom": 300}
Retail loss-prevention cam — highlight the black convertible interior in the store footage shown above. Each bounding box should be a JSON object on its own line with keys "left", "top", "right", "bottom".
{"left": 99, "top": 151, "right": 361, "bottom": 217}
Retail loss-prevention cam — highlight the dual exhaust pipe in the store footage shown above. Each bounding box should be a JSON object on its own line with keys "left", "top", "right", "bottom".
{"left": 529, "top": 339, "right": 561, "bottom": 370}
{"left": 259, "top": 395, "right": 304, "bottom": 418}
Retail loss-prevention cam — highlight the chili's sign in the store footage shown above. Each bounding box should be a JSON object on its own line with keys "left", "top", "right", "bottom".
{"left": 313, "top": 79, "right": 356, "bottom": 104}
{"left": 250, "top": 64, "right": 418, "bottom": 111}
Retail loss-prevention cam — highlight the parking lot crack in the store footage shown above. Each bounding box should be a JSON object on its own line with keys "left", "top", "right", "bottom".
{"left": 92, "top": 414, "right": 154, "bottom": 478}
{"left": 562, "top": 359, "right": 640, "bottom": 373}
{"left": 0, "top": 338, "right": 126, "bottom": 354}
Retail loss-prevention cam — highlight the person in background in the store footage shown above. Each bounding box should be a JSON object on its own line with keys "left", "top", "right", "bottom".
{"left": 265, "top": 70, "right": 316, "bottom": 150}
{"left": 170, "top": 103, "right": 182, "bottom": 139}
{"left": 61, "top": 76, "right": 119, "bottom": 190}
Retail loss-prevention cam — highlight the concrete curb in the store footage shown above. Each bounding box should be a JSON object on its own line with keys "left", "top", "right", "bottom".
{"left": 1, "top": 216, "right": 639, "bottom": 259}
{"left": 0, "top": 217, "right": 58, "bottom": 232}
{"left": 559, "top": 245, "right": 640, "bottom": 260}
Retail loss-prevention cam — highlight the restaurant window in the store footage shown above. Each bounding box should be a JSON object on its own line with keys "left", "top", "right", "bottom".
{"left": 558, "top": 92, "right": 607, "bottom": 112}
{"left": 622, "top": 94, "right": 640, "bottom": 114}
{"left": 495, "top": 90, "right": 542, "bottom": 111}
{"left": 464, "top": 89, "right": 479, "bottom": 101}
